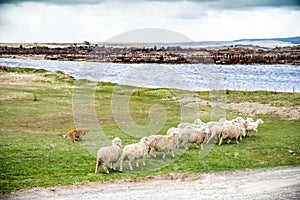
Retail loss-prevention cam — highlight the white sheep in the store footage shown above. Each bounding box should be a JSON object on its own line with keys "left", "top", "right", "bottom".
{"left": 120, "top": 137, "right": 149, "bottom": 171}
{"left": 148, "top": 133, "right": 178, "bottom": 159}
{"left": 245, "top": 118, "right": 264, "bottom": 136}
{"left": 166, "top": 127, "right": 179, "bottom": 135}
{"left": 95, "top": 137, "right": 122, "bottom": 174}
{"left": 207, "top": 121, "right": 223, "bottom": 129}
{"left": 178, "top": 122, "right": 198, "bottom": 129}
{"left": 218, "top": 125, "right": 246, "bottom": 145}
{"left": 177, "top": 126, "right": 209, "bottom": 150}
{"left": 206, "top": 125, "right": 222, "bottom": 144}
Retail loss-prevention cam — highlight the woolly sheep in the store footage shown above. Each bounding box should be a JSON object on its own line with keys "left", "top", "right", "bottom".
{"left": 245, "top": 119, "right": 264, "bottom": 136}
{"left": 95, "top": 137, "right": 122, "bottom": 174}
{"left": 177, "top": 127, "right": 209, "bottom": 150}
{"left": 148, "top": 133, "right": 178, "bottom": 159}
{"left": 166, "top": 127, "right": 179, "bottom": 136}
{"left": 206, "top": 125, "right": 222, "bottom": 144}
{"left": 218, "top": 125, "right": 246, "bottom": 145}
{"left": 120, "top": 137, "right": 149, "bottom": 171}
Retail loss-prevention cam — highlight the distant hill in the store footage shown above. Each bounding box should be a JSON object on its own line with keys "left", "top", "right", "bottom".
{"left": 234, "top": 36, "right": 300, "bottom": 44}
{"left": 154, "top": 36, "right": 300, "bottom": 48}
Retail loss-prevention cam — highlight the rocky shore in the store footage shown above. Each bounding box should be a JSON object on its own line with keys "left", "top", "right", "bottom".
{"left": 0, "top": 43, "right": 299, "bottom": 65}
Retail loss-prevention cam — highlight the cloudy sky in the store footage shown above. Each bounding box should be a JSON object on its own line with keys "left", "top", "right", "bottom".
{"left": 0, "top": 0, "right": 299, "bottom": 43}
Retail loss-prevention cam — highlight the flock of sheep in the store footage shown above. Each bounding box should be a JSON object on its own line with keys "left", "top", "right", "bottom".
{"left": 94, "top": 116, "right": 264, "bottom": 174}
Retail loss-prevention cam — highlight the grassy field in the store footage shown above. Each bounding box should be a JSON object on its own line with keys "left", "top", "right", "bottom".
{"left": 0, "top": 67, "right": 299, "bottom": 191}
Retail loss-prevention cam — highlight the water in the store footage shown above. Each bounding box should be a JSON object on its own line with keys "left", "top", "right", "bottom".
{"left": 0, "top": 58, "right": 299, "bottom": 92}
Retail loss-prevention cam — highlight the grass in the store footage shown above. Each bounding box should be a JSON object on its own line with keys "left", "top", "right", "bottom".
{"left": 0, "top": 67, "right": 299, "bottom": 191}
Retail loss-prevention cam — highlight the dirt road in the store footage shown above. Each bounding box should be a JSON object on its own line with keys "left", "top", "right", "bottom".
{"left": 4, "top": 167, "right": 300, "bottom": 200}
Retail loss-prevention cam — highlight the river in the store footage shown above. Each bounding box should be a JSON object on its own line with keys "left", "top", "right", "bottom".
{"left": 0, "top": 58, "right": 299, "bottom": 92}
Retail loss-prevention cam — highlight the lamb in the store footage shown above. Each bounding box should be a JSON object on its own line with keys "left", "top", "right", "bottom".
{"left": 177, "top": 127, "right": 209, "bottom": 150}
{"left": 95, "top": 137, "right": 122, "bottom": 174}
{"left": 218, "top": 125, "right": 246, "bottom": 145}
{"left": 148, "top": 133, "right": 178, "bottom": 159}
{"left": 245, "top": 119, "right": 264, "bottom": 136}
{"left": 120, "top": 137, "right": 149, "bottom": 171}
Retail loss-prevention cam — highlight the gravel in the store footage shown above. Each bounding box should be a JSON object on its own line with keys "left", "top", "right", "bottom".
{"left": 3, "top": 166, "right": 300, "bottom": 200}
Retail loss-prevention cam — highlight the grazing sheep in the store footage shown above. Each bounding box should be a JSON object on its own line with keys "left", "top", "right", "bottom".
{"left": 63, "top": 128, "right": 89, "bottom": 142}
{"left": 120, "top": 137, "right": 149, "bottom": 171}
{"left": 95, "top": 137, "right": 122, "bottom": 174}
{"left": 218, "top": 125, "right": 246, "bottom": 145}
{"left": 148, "top": 133, "right": 178, "bottom": 159}
{"left": 177, "top": 127, "right": 208, "bottom": 150}
{"left": 245, "top": 119, "right": 264, "bottom": 136}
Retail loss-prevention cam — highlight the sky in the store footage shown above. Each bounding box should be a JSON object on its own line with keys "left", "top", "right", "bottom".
{"left": 0, "top": 0, "right": 300, "bottom": 43}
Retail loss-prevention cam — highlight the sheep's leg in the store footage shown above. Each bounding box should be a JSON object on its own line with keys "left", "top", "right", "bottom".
{"left": 119, "top": 158, "right": 124, "bottom": 172}
{"left": 227, "top": 139, "right": 231, "bottom": 144}
{"left": 218, "top": 137, "right": 223, "bottom": 145}
{"left": 254, "top": 130, "right": 258, "bottom": 137}
{"left": 128, "top": 160, "right": 133, "bottom": 171}
{"left": 200, "top": 143, "right": 204, "bottom": 150}
{"left": 162, "top": 152, "right": 166, "bottom": 159}
{"left": 149, "top": 148, "right": 157, "bottom": 158}
{"left": 112, "top": 162, "right": 117, "bottom": 171}
{"left": 206, "top": 136, "right": 212, "bottom": 144}
{"left": 142, "top": 155, "right": 146, "bottom": 166}
{"left": 182, "top": 142, "right": 189, "bottom": 149}
{"left": 136, "top": 159, "right": 139, "bottom": 167}
{"left": 235, "top": 137, "right": 239, "bottom": 144}
{"left": 102, "top": 163, "right": 109, "bottom": 174}
{"left": 95, "top": 159, "right": 101, "bottom": 174}
{"left": 171, "top": 150, "right": 175, "bottom": 158}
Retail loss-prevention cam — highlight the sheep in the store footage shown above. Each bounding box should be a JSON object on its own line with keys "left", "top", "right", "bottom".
{"left": 218, "top": 125, "right": 246, "bottom": 145}
{"left": 166, "top": 127, "right": 179, "bottom": 135}
{"left": 207, "top": 121, "right": 223, "bottom": 129}
{"left": 177, "top": 126, "right": 209, "bottom": 150}
{"left": 206, "top": 125, "right": 223, "bottom": 144}
{"left": 148, "top": 133, "right": 178, "bottom": 159}
{"left": 95, "top": 137, "right": 122, "bottom": 174}
{"left": 232, "top": 116, "right": 245, "bottom": 124}
{"left": 178, "top": 122, "right": 198, "bottom": 129}
{"left": 245, "top": 119, "right": 264, "bottom": 137}
{"left": 120, "top": 137, "right": 149, "bottom": 171}
{"left": 194, "top": 118, "right": 206, "bottom": 126}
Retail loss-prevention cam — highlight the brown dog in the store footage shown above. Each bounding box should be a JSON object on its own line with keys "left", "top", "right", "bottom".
{"left": 63, "top": 128, "right": 89, "bottom": 142}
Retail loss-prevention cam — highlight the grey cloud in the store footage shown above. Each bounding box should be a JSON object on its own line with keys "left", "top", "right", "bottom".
{"left": 1, "top": 0, "right": 300, "bottom": 8}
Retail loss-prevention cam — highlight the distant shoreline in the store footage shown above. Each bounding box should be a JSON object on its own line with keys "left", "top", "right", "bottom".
{"left": 0, "top": 43, "right": 299, "bottom": 65}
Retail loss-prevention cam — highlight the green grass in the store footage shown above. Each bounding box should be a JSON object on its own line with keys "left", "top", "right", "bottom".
{"left": 0, "top": 67, "right": 299, "bottom": 191}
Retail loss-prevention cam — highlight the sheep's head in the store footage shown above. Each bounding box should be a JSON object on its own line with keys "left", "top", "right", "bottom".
{"left": 246, "top": 117, "right": 254, "bottom": 122}
{"left": 257, "top": 119, "right": 264, "bottom": 124}
{"left": 112, "top": 137, "right": 122, "bottom": 148}
{"left": 194, "top": 118, "right": 203, "bottom": 125}
{"left": 141, "top": 137, "right": 150, "bottom": 146}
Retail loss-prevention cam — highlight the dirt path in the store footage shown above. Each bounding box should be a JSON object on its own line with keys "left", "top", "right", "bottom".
{"left": 4, "top": 167, "right": 300, "bottom": 200}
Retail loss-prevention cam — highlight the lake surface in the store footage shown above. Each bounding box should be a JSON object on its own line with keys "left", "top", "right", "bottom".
{"left": 0, "top": 58, "right": 299, "bottom": 92}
